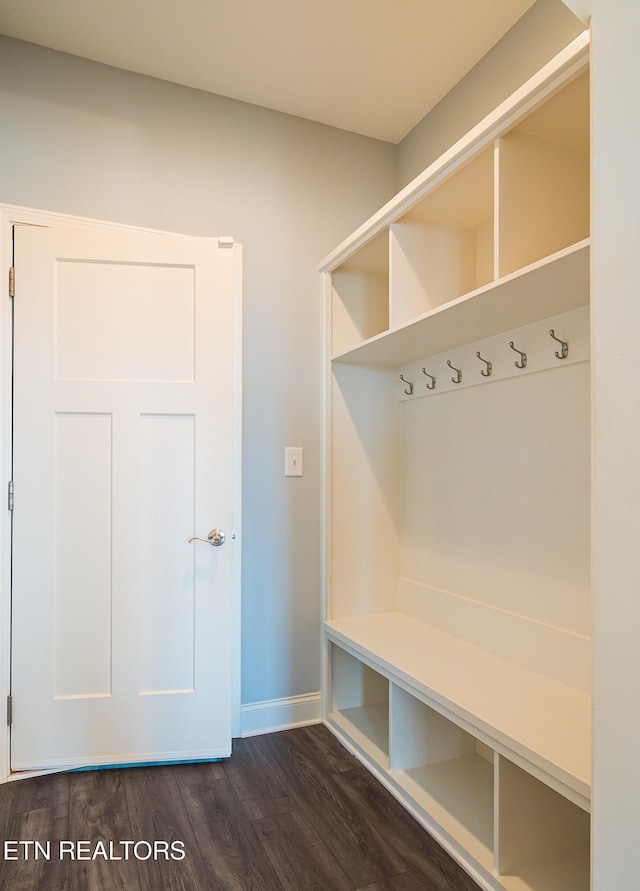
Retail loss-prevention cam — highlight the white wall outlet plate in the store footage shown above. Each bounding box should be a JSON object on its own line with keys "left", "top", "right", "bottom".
{"left": 285, "top": 447, "right": 303, "bottom": 477}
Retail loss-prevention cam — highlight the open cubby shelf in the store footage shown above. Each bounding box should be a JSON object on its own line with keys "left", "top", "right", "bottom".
{"left": 397, "top": 756, "right": 494, "bottom": 861}
{"left": 327, "top": 637, "right": 590, "bottom": 891}
{"left": 321, "top": 31, "right": 591, "bottom": 891}
{"left": 326, "top": 615, "right": 590, "bottom": 803}
{"left": 332, "top": 239, "right": 589, "bottom": 366}
{"left": 325, "top": 40, "right": 590, "bottom": 365}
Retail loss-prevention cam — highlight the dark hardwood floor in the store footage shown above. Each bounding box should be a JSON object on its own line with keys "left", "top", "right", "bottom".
{"left": 0, "top": 724, "right": 480, "bottom": 890}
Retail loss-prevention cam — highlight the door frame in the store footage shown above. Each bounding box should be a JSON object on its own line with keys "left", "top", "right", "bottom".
{"left": 0, "top": 203, "right": 243, "bottom": 782}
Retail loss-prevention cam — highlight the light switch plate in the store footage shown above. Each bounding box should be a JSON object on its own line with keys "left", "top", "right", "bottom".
{"left": 285, "top": 447, "right": 303, "bottom": 477}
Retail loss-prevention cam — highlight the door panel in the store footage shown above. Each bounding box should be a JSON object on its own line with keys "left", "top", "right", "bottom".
{"left": 138, "top": 412, "right": 195, "bottom": 693}
{"left": 11, "top": 225, "right": 239, "bottom": 770}
{"left": 55, "top": 261, "right": 196, "bottom": 382}
{"left": 54, "top": 411, "right": 113, "bottom": 698}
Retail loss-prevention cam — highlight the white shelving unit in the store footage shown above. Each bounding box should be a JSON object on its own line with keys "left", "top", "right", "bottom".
{"left": 321, "top": 32, "right": 591, "bottom": 891}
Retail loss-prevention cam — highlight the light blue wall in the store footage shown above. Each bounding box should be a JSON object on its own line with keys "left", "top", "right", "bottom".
{"left": 0, "top": 36, "right": 397, "bottom": 707}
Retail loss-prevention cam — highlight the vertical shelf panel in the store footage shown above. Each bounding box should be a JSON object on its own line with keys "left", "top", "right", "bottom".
{"left": 496, "top": 756, "right": 590, "bottom": 891}
{"left": 330, "top": 363, "right": 401, "bottom": 618}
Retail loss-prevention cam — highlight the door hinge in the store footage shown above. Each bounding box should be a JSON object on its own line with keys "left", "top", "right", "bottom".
{"left": 217, "top": 237, "right": 234, "bottom": 249}
{"left": 7, "top": 480, "right": 13, "bottom": 512}
{"left": 8, "top": 267, "right": 14, "bottom": 298}
{"left": 6, "top": 695, "right": 12, "bottom": 727}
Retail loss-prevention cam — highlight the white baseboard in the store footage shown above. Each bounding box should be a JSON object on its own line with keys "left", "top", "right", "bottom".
{"left": 239, "top": 691, "right": 322, "bottom": 738}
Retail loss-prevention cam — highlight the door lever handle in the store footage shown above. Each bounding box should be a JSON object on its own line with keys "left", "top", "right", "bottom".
{"left": 187, "top": 529, "right": 226, "bottom": 547}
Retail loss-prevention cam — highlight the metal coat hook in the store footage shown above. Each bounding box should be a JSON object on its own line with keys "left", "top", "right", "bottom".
{"left": 421, "top": 368, "right": 436, "bottom": 390}
{"left": 476, "top": 351, "right": 492, "bottom": 377}
{"left": 509, "top": 341, "right": 527, "bottom": 369}
{"left": 447, "top": 360, "right": 462, "bottom": 384}
{"left": 549, "top": 329, "right": 569, "bottom": 359}
{"left": 399, "top": 374, "right": 414, "bottom": 395}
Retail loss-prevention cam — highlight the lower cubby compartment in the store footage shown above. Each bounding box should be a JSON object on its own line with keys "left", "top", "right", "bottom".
{"left": 326, "top": 636, "right": 591, "bottom": 891}
{"left": 390, "top": 684, "right": 494, "bottom": 871}
{"left": 496, "top": 756, "right": 590, "bottom": 891}
{"left": 329, "top": 643, "right": 389, "bottom": 768}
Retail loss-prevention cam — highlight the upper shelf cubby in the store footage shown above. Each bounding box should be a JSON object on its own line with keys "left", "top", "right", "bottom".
{"left": 322, "top": 31, "right": 590, "bottom": 363}
{"left": 498, "top": 71, "right": 590, "bottom": 276}
{"left": 390, "top": 148, "right": 494, "bottom": 329}
{"left": 330, "top": 229, "right": 389, "bottom": 355}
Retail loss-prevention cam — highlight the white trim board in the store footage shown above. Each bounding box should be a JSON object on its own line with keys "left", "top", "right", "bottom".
{"left": 240, "top": 692, "right": 322, "bottom": 738}
{"left": 396, "top": 305, "right": 589, "bottom": 402}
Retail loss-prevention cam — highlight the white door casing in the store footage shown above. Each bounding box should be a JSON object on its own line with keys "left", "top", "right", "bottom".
{"left": 10, "top": 224, "right": 241, "bottom": 770}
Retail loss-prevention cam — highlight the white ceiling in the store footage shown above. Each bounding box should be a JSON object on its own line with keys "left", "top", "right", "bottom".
{"left": 0, "top": 0, "right": 537, "bottom": 143}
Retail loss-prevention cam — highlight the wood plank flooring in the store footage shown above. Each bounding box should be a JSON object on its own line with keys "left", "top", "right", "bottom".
{"left": 0, "top": 724, "right": 480, "bottom": 890}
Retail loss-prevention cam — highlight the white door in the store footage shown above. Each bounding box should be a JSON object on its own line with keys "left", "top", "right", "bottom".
{"left": 11, "top": 224, "right": 240, "bottom": 771}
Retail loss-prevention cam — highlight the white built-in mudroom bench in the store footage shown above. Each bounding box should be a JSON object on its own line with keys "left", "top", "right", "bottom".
{"left": 320, "top": 31, "right": 591, "bottom": 891}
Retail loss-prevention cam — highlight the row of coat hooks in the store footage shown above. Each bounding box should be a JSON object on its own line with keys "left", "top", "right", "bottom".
{"left": 399, "top": 329, "right": 569, "bottom": 395}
